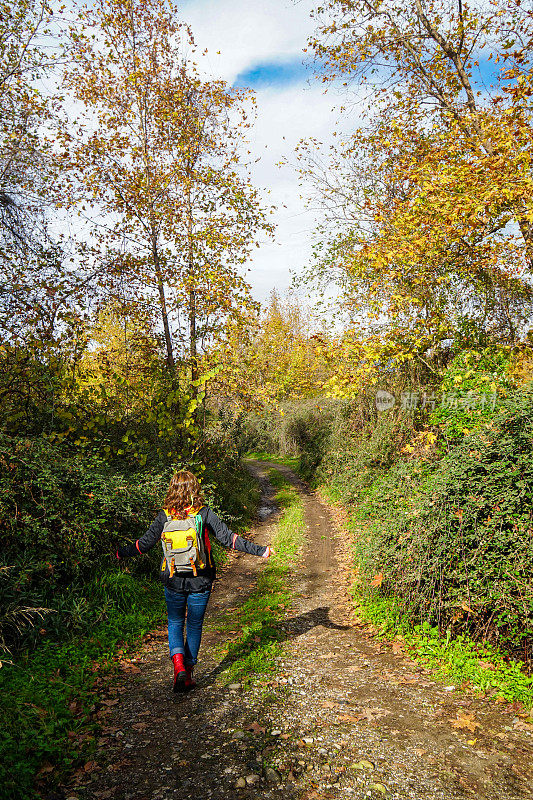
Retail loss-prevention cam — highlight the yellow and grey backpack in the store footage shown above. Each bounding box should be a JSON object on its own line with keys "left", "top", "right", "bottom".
{"left": 160, "top": 511, "right": 206, "bottom": 578}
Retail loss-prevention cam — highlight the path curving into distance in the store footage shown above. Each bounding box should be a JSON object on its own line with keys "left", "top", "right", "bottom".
{"left": 65, "top": 462, "right": 533, "bottom": 800}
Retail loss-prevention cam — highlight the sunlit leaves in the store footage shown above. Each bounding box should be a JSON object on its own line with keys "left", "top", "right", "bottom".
{"left": 61, "top": 0, "right": 273, "bottom": 374}
{"left": 298, "top": 0, "right": 533, "bottom": 395}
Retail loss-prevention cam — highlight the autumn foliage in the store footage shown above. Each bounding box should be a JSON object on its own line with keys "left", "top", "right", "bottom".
{"left": 299, "top": 0, "right": 533, "bottom": 389}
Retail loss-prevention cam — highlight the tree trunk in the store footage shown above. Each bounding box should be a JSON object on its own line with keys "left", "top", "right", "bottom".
{"left": 186, "top": 188, "right": 197, "bottom": 392}
{"left": 189, "top": 285, "right": 197, "bottom": 385}
{"left": 151, "top": 232, "right": 175, "bottom": 369}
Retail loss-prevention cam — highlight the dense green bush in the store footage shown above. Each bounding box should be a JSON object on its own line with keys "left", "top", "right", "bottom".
{"left": 215, "top": 399, "right": 340, "bottom": 463}
{"left": 317, "top": 403, "right": 414, "bottom": 499}
{"left": 0, "top": 435, "right": 162, "bottom": 653}
{"left": 322, "top": 389, "right": 533, "bottom": 660}
{"left": 240, "top": 373, "right": 532, "bottom": 662}
{"left": 398, "top": 388, "right": 533, "bottom": 652}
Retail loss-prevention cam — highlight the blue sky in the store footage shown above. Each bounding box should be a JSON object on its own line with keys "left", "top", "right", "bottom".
{"left": 179, "top": 0, "right": 338, "bottom": 304}
{"left": 234, "top": 57, "right": 312, "bottom": 89}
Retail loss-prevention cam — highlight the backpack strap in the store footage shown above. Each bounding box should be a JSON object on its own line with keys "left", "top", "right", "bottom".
{"left": 194, "top": 512, "right": 203, "bottom": 537}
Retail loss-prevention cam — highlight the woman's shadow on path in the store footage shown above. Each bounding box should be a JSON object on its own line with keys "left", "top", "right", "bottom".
{"left": 201, "top": 605, "right": 351, "bottom": 687}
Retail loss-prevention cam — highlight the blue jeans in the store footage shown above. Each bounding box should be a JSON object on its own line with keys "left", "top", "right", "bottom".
{"left": 164, "top": 587, "right": 211, "bottom": 665}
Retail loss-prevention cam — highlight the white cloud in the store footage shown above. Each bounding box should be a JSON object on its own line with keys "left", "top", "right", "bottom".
{"left": 181, "top": 0, "right": 317, "bottom": 84}
{"left": 180, "top": 0, "right": 352, "bottom": 304}
{"left": 245, "top": 83, "right": 342, "bottom": 300}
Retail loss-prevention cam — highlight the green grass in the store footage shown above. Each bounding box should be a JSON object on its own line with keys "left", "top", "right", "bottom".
{"left": 213, "top": 469, "right": 304, "bottom": 686}
{"left": 245, "top": 451, "right": 301, "bottom": 472}
{"left": 0, "top": 573, "right": 166, "bottom": 800}
{"left": 351, "top": 590, "right": 533, "bottom": 710}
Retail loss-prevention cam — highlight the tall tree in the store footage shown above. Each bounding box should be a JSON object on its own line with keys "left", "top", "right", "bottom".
{"left": 0, "top": 0, "right": 53, "bottom": 247}
{"left": 0, "top": 0, "right": 102, "bottom": 432}
{"left": 62, "top": 0, "right": 272, "bottom": 375}
{"left": 299, "top": 0, "right": 533, "bottom": 388}
{"left": 309, "top": 0, "right": 533, "bottom": 263}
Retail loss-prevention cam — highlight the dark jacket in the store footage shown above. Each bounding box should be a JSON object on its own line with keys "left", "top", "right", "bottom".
{"left": 117, "top": 506, "right": 266, "bottom": 593}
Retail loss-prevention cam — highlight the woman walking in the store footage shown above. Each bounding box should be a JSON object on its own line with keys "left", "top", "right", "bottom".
{"left": 116, "top": 470, "right": 273, "bottom": 692}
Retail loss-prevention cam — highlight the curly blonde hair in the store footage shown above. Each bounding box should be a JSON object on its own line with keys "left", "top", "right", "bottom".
{"left": 164, "top": 471, "right": 204, "bottom": 519}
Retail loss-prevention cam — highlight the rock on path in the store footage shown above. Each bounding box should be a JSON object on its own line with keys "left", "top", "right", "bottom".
{"left": 64, "top": 462, "right": 533, "bottom": 800}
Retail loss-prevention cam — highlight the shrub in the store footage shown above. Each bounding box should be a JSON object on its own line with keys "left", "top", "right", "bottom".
{"left": 353, "top": 388, "right": 533, "bottom": 660}
{"left": 316, "top": 402, "right": 415, "bottom": 501}
{"left": 429, "top": 346, "right": 516, "bottom": 443}
{"left": 236, "top": 377, "right": 533, "bottom": 662}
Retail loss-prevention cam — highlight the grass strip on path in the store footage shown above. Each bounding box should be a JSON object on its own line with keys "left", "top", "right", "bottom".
{"left": 212, "top": 468, "right": 304, "bottom": 686}
{"left": 245, "top": 451, "right": 301, "bottom": 472}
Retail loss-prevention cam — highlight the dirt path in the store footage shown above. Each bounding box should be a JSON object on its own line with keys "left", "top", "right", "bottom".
{"left": 66, "top": 463, "right": 533, "bottom": 800}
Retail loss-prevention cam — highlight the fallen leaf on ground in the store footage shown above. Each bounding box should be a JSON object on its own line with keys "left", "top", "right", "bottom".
{"left": 513, "top": 718, "right": 533, "bottom": 732}
{"left": 101, "top": 699, "right": 119, "bottom": 707}
{"left": 107, "top": 758, "right": 134, "bottom": 772}
{"left": 477, "top": 660, "right": 496, "bottom": 670}
{"left": 321, "top": 701, "right": 339, "bottom": 709}
{"left": 459, "top": 775, "right": 480, "bottom": 791}
{"left": 370, "top": 783, "right": 387, "bottom": 794}
{"left": 247, "top": 721, "right": 266, "bottom": 734}
{"left": 450, "top": 712, "right": 480, "bottom": 733}
{"left": 370, "top": 573, "right": 383, "bottom": 587}
{"left": 120, "top": 662, "right": 141, "bottom": 674}
{"left": 357, "top": 707, "right": 391, "bottom": 723}
{"left": 392, "top": 642, "right": 403, "bottom": 654}
{"left": 352, "top": 759, "right": 374, "bottom": 770}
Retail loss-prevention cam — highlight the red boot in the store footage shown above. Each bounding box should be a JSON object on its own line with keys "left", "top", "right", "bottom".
{"left": 172, "top": 653, "right": 186, "bottom": 692}
{"left": 184, "top": 664, "right": 196, "bottom": 691}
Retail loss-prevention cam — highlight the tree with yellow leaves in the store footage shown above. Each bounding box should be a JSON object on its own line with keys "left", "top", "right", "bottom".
{"left": 209, "top": 291, "right": 332, "bottom": 411}
{"left": 300, "top": 0, "right": 533, "bottom": 390}
{"left": 62, "top": 0, "right": 272, "bottom": 381}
